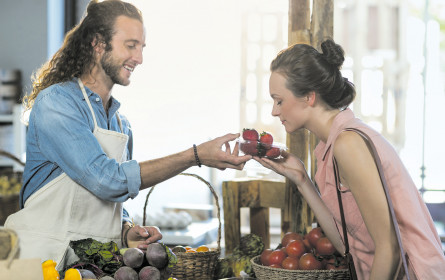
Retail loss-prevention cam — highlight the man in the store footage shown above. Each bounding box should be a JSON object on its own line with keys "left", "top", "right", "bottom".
{"left": 5, "top": 0, "right": 250, "bottom": 269}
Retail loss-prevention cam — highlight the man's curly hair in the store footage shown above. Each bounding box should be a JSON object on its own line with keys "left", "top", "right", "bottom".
{"left": 23, "top": 0, "right": 142, "bottom": 111}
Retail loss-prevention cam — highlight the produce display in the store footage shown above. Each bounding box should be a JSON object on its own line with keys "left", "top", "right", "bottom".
{"left": 0, "top": 172, "right": 22, "bottom": 225}
{"left": 170, "top": 244, "right": 212, "bottom": 253}
{"left": 0, "top": 173, "right": 21, "bottom": 195}
{"left": 258, "top": 227, "right": 348, "bottom": 271}
{"left": 60, "top": 238, "right": 178, "bottom": 280}
{"left": 239, "top": 128, "right": 285, "bottom": 159}
{"left": 215, "top": 233, "right": 265, "bottom": 279}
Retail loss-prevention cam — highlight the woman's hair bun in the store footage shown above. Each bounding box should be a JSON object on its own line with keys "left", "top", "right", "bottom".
{"left": 321, "top": 39, "right": 345, "bottom": 69}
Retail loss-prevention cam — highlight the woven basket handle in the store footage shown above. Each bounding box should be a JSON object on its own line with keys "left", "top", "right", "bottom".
{"left": 2, "top": 228, "right": 19, "bottom": 269}
{"left": 142, "top": 172, "right": 221, "bottom": 250}
{"left": 0, "top": 150, "right": 25, "bottom": 166}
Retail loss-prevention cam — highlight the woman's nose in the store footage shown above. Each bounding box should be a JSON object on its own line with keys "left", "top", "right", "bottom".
{"left": 271, "top": 105, "right": 280, "bottom": 117}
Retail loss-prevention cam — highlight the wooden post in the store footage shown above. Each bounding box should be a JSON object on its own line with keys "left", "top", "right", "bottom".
{"left": 288, "top": 0, "right": 311, "bottom": 44}
{"left": 222, "top": 179, "right": 286, "bottom": 254}
{"left": 311, "top": 0, "right": 334, "bottom": 49}
{"left": 284, "top": 0, "right": 333, "bottom": 235}
{"left": 310, "top": 0, "right": 333, "bottom": 181}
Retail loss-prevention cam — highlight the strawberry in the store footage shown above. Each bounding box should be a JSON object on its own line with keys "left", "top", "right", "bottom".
{"left": 265, "top": 147, "right": 281, "bottom": 159}
{"left": 240, "top": 141, "right": 259, "bottom": 156}
{"left": 242, "top": 128, "right": 259, "bottom": 141}
{"left": 259, "top": 131, "right": 273, "bottom": 146}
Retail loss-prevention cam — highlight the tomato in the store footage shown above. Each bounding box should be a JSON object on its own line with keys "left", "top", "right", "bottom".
{"left": 281, "top": 256, "right": 299, "bottom": 270}
{"left": 260, "top": 249, "right": 273, "bottom": 266}
{"left": 326, "top": 262, "right": 348, "bottom": 270}
{"left": 269, "top": 263, "right": 282, "bottom": 268}
{"left": 196, "top": 245, "right": 210, "bottom": 252}
{"left": 325, "top": 256, "right": 348, "bottom": 270}
{"left": 302, "top": 238, "right": 312, "bottom": 251}
{"left": 281, "top": 232, "right": 303, "bottom": 247}
{"left": 299, "top": 252, "right": 323, "bottom": 270}
{"left": 316, "top": 237, "right": 336, "bottom": 256}
{"left": 321, "top": 257, "right": 329, "bottom": 269}
{"left": 307, "top": 227, "right": 325, "bottom": 248}
{"left": 268, "top": 249, "right": 286, "bottom": 266}
{"left": 285, "top": 240, "right": 306, "bottom": 259}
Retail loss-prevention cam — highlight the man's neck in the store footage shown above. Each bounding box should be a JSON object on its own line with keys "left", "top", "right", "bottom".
{"left": 79, "top": 72, "right": 113, "bottom": 112}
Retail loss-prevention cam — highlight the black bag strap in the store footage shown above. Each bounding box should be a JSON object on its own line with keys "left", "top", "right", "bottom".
{"left": 333, "top": 127, "right": 410, "bottom": 279}
{"left": 333, "top": 159, "right": 350, "bottom": 254}
{"left": 333, "top": 159, "right": 358, "bottom": 280}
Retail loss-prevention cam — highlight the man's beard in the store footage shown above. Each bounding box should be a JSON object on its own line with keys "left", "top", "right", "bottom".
{"left": 100, "top": 51, "right": 129, "bottom": 86}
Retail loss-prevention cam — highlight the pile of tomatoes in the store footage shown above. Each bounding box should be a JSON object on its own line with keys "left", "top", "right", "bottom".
{"left": 259, "top": 227, "right": 347, "bottom": 271}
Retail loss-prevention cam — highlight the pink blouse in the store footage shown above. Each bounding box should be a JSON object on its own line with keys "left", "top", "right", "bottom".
{"left": 314, "top": 108, "right": 445, "bottom": 280}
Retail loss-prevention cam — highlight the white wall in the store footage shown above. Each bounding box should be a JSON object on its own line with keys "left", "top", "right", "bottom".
{"left": 112, "top": 0, "right": 244, "bottom": 218}
{"left": 0, "top": 0, "right": 48, "bottom": 95}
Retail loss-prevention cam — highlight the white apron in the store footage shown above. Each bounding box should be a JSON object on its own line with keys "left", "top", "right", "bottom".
{"left": 5, "top": 79, "right": 129, "bottom": 270}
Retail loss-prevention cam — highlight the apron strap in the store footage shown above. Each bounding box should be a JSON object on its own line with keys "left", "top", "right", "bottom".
{"left": 78, "top": 78, "right": 99, "bottom": 129}
{"left": 115, "top": 113, "right": 124, "bottom": 133}
{"left": 77, "top": 78, "right": 124, "bottom": 133}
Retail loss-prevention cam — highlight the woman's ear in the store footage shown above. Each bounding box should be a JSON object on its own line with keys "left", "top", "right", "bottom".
{"left": 307, "top": 91, "right": 316, "bottom": 106}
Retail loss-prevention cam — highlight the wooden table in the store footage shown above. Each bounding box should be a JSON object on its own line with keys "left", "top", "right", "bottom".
{"left": 222, "top": 178, "right": 290, "bottom": 254}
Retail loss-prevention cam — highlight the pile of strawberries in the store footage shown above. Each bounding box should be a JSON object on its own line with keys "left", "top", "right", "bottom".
{"left": 259, "top": 227, "right": 348, "bottom": 271}
{"left": 240, "top": 128, "right": 282, "bottom": 159}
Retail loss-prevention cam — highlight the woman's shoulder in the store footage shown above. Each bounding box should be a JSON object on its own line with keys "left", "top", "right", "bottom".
{"left": 333, "top": 123, "right": 398, "bottom": 172}
{"left": 332, "top": 114, "right": 382, "bottom": 148}
{"left": 333, "top": 130, "right": 369, "bottom": 159}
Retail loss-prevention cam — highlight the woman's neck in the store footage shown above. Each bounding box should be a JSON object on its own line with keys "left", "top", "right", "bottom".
{"left": 306, "top": 108, "right": 340, "bottom": 143}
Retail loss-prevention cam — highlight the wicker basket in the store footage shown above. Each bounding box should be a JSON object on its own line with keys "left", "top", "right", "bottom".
{"left": 251, "top": 255, "right": 350, "bottom": 280}
{"left": 143, "top": 173, "right": 222, "bottom": 280}
{"left": 0, "top": 227, "right": 19, "bottom": 264}
{"left": 0, "top": 150, "right": 25, "bottom": 225}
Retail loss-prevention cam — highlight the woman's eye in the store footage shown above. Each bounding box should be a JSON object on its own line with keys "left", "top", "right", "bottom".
{"left": 277, "top": 101, "right": 282, "bottom": 105}
{"left": 128, "top": 44, "right": 136, "bottom": 49}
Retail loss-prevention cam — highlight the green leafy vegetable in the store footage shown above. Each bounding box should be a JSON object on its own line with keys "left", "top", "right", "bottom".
{"left": 162, "top": 243, "right": 177, "bottom": 269}
{"left": 64, "top": 238, "right": 124, "bottom": 276}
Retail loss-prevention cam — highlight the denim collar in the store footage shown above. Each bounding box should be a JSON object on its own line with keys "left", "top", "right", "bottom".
{"left": 69, "top": 78, "right": 122, "bottom": 116}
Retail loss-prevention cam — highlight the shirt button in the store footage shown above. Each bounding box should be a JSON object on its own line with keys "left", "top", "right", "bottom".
{"left": 95, "top": 97, "right": 100, "bottom": 102}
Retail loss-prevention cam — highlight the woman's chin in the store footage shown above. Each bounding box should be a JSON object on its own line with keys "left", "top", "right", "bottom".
{"left": 286, "top": 126, "right": 301, "bottom": 134}
{"left": 284, "top": 125, "right": 294, "bottom": 133}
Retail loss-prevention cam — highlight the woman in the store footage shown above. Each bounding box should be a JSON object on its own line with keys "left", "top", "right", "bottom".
{"left": 255, "top": 39, "right": 445, "bottom": 279}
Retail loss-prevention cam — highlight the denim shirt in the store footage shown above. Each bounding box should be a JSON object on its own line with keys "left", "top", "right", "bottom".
{"left": 20, "top": 79, "right": 141, "bottom": 209}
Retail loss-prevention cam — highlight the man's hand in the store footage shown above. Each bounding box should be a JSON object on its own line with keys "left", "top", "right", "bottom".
{"left": 197, "top": 133, "right": 252, "bottom": 170}
{"left": 125, "top": 225, "right": 163, "bottom": 250}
